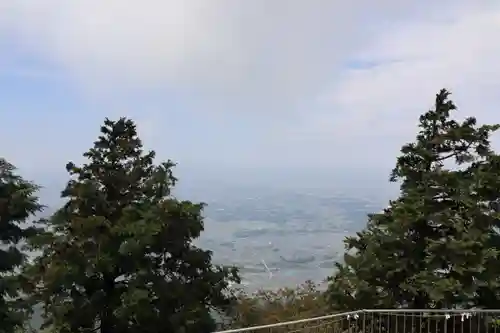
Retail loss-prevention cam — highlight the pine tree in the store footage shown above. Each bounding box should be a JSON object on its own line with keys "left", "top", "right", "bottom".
{"left": 326, "top": 89, "right": 500, "bottom": 311}
{"left": 25, "top": 118, "right": 239, "bottom": 333}
{"left": 0, "top": 159, "right": 42, "bottom": 333}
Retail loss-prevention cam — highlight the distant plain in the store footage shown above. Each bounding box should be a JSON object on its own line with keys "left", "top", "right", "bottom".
{"left": 193, "top": 185, "right": 391, "bottom": 290}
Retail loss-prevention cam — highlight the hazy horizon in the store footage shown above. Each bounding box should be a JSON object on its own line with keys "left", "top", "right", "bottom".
{"left": 26, "top": 165, "right": 398, "bottom": 209}
{"left": 22, "top": 165, "right": 398, "bottom": 290}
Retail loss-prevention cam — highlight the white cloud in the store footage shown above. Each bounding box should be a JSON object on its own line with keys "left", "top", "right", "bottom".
{"left": 1, "top": 0, "right": 500, "bottom": 171}
{"left": 2, "top": 1, "right": 231, "bottom": 86}
{"left": 288, "top": 1, "right": 500, "bottom": 167}
{"left": 313, "top": 2, "right": 500, "bottom": 139}
{"left": 0, "top": 1, "right": 427, "bottom": 108}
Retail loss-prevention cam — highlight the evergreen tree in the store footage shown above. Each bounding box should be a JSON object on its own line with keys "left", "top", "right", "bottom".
{"left": 327, "top": 89, "right": 500, "bottom": 311}
{"left": 0, "top": 159, "right": 42, "bottom": 333}
{"left": 25, "top": 118, "right": 239, "bottom": 333}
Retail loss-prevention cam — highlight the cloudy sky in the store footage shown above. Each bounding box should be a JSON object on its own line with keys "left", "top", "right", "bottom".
{"left": 1, "top": 1, "right": 500, "bottom": 190}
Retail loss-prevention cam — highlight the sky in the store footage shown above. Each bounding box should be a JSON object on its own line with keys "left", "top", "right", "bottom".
{"left": 1, "top": 1, "right": 500, "bottom": 193}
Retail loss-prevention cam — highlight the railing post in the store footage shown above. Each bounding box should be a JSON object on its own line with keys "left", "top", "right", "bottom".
{"left": 363, "top": 310, "right": 367, "bottom": 333}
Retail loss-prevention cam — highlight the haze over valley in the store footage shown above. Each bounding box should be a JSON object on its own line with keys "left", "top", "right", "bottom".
{"left": 198, "top": 188, "right": 387, "bottom": 290}
{"left": 36, "top": 168, "right": 396, "bottom": 291}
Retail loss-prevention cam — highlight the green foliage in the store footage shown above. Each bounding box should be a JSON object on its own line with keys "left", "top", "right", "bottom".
{"left": 24, "top": 118, "right": 239, "bottom": 333}
{"left": 327, "top": 89, "right": 500, "bottom": 310}
{"left": 226, "top": 281, "right": 328, "bottom": 330}
{"left": 0, "top": 159, "right": 42, "bottom": 333}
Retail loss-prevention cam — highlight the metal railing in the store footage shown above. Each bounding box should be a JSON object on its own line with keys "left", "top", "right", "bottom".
{"left": 216, "top": 309, "right": 500, "bottom": 333}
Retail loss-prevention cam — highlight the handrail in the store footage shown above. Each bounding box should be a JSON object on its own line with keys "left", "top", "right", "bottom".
{"left": 215, "top": 310, "right": 364, "bottom": 333}
{"left": 215, "top": 308, "right": 500, "bottom": 333}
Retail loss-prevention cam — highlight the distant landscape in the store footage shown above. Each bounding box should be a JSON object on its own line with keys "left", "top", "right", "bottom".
{"left": 35, "top": 175, "right": 396, "bottom": 292}
{"left": 188, "top": 185, "right": 393, "bottom": 290}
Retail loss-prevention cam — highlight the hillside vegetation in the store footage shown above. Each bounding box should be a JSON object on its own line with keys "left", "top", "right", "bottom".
{"left": 2, "top": 89, "right": 500, "bottom": 333}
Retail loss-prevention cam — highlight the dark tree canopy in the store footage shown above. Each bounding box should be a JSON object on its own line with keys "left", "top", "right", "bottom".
{"left": 0, "top": 159, "right": 42, "bottom": 333}
{"left": 327, "top": 89, "right": 500, "bottom": 311}
{"left": 25, "top": 118, "right": 239, "bottom": 333}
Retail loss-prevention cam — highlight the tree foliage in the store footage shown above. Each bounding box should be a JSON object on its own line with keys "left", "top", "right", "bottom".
{"left": 327, "top": 89, "right": 500, "bottom": 310}
{"left": 227, "top": 281, "right": 328, "bottom": 330}
{"left": 24, "top": 118, "right": 239, "bottom": 333}
{"left": 0, "top": 159, "right": 42, "bottom": 333}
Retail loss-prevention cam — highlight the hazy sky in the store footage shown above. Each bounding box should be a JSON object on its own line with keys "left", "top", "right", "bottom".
{"left": 1, "top": 1, "right": 500, "bottom": 189}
